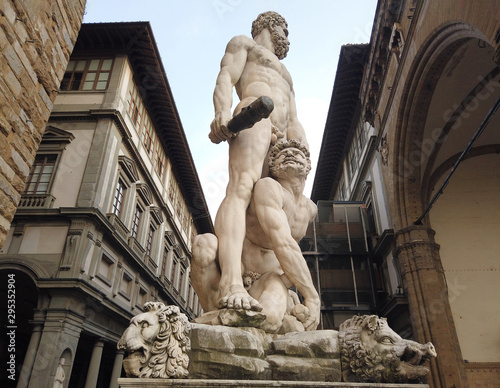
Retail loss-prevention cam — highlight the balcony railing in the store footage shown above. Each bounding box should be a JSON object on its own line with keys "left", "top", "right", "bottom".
{"left": 18, "top": 194, "right": 56, "bottom": 209}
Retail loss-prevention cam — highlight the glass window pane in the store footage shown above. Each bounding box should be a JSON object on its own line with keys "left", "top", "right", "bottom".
{"left": 96, "top": 81, "right": 107, "bottom": 90}
{"left": 85, "top": 73, "right": 96, "bottom": 81}
{"left": 26, "top": 182, "right": 36, "bottom": 193}
{"left": 66, "top": 61, "right": 76, "bottom": 71}
{"left": 36, "top": 182, "right": 48, "bottom": 194}
{"left": 38, "top": 174, "right": 51, "bottom": 184}
{"left": 71, "top": 73, "right": 83, "bottom": 90}
{"left": 89, "top": 59, "right": 100, "bottom": 71}
{"left": 75, "top": 60, "right": 86, "bottom": 71}
{"left": 98, "top": 73, "right": 109, "bottom": 81}
{"left": 101, "top": 59, "right": 113, "bottom": 71}
{"left": 82, "top": 82, "right": 94, "bottom": 90}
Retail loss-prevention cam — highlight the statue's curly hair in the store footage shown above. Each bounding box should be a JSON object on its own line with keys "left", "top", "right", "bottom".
{"left": 141, "top": 302, "right": 191, "bottom": 379}
{"left": 268, "top": 139, "right": 311, "bottom": 177}
{"left": 251, "top": 11, "right": 287, "bottom": 38}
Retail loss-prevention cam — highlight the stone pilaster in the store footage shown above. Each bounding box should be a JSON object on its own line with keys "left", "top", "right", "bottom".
{"left": 394, "top": 225, "right": 469, "bottom": 388}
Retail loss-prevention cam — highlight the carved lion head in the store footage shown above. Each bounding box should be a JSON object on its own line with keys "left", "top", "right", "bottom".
{"left": 338, "top": 315, "right": 437, "bottom": 383}
{"left": 117, "top": 302, "right": 190, "bottom": 379}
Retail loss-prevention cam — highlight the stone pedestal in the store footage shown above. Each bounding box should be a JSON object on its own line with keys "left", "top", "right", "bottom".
{"left": 117, "top": 309, "right": 436, "bottom": 387}
{"left": 188, "top": 323, "right": 340, "bottom": 382}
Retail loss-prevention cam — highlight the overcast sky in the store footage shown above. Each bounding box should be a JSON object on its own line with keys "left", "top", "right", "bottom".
{"left": 83, "top": 0, "right": 378, "bottom": 219}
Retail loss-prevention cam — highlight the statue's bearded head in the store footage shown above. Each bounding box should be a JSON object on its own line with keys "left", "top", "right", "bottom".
{"left": 252, "top": 11, "right": 289, "bottom": 59}
{"left": 269, "top": 139, "right": 311, "bottom": 179}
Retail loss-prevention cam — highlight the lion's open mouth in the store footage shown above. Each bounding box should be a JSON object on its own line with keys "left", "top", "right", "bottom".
{"left": 122, "top": 336, "right": 148, "bottom": 363}
{"left": 128, "top": 350, "right": 146, "bottom": 362}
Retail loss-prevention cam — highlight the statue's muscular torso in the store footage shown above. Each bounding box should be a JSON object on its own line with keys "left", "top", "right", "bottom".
{"left": 232, "top": 35, "right": 294, "bottom": 132}
{"left": 242, "top": 177, "right": 315, "bottom": 275}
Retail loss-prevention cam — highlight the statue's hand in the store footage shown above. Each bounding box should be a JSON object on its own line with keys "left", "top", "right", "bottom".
{"left": 302, "top": 296, "right": 321, "bottom": 331}
{"left": 209, "top": 111, "right": 234, "bottom": 144}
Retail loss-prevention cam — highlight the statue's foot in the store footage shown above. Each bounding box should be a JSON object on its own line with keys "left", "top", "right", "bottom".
{"left": 218, "top": 285, "right": 263, "bottom": 311}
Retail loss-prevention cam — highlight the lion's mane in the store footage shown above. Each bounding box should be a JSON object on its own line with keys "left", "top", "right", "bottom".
{"left": 140, "top": 302, "right": 190, "bottom": 379}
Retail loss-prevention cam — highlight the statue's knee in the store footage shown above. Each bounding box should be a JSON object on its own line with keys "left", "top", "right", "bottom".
{"left": 227, "top": 173, "right": 257, "bottom": 202}
{"left": 193, "top": 233, "right": 218, "bottom": 267}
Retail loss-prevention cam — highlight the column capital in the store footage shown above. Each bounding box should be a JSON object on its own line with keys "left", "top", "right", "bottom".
{"left": 395, "top": 224, "right": 437, "bottom": 244}
{"left": 393, "top": 225, "right": 442, "bottom": 276}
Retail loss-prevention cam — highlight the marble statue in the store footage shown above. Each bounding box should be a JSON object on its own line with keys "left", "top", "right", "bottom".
{"left": 338, "top": 315, "right": 437, "bottom": 383}
{"left": 191, "top": 139, "right": 320, "bottom": 333}
{"left": 208, "top": 11, "right": 310, "bottom": 314}
{"left": 117, "top": 302, "right": 190, "bottom": 379}
{"left": 52, "top": 358, "right": 65, "bottom": 388}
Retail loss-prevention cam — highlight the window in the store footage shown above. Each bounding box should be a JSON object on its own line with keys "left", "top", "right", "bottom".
{"left": 112, "top": 179, "right": 127, "bottom": 217}
{"left": 142, "top": 120, "right": 153, "bottom": 154}
{"left": 161, "top": 246, "right": 169, "bottom": 278}
{"left": 60, "top": 58, "right": 113, "bottom": 91}
{"left": 25, "top": 154, "right": 57, "bottom": 194}
{"left": 130, "top": 100, "right": 141, "bottom": 127}
{"left": 128, "top": 81, "right": 144, "bottom": 128}
{"left": 169, "top": 174, "right": 178, "bottom": 204}
{"left": 171, "top": 259, "right": 178, "bottom": 290}
{"left": 154, "top": 143, "right": 166, "bottom": 179}
{"left": 131, "top": 205, "right": 143, "bottom": 239}
{"left": 145, "top": 224, "right": 154, "bottom": 256}
{"left": 347, "top": 120, "right": 369, "bottom": 180}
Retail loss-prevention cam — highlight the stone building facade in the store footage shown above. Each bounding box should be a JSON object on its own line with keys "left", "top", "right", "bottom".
{"left": 0, "top": 0, "right": 86, "bottom": 249}
{"left": 312, "top": 1, "right": 500, "bottom": 387}
{"left": 0, "top": 22, "right": 213, "bottom": 387}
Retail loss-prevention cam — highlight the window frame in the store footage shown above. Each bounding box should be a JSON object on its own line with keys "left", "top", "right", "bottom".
{"left": 111, "top": 178, "right": 127, "bottom": 218}
{"left": 60, "top": 58, "right": 114, "bottom": 92}
{"left": 131, "top": 204, "right": 143, "bottom": 240}
{"left": 145, "top": 223, "right": 155, "bottom": 257}
{"left": 24, "top": 153, "right": 59, "bottom": 195}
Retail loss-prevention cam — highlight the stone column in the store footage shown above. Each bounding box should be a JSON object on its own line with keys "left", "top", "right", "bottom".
{"left": 84, "top": 339, "right": 104, "bottom": 388}
{"left": 17, "top": 324, "right": 43, "bottom": 388}
{"left": 394, "top": 225, "right": 469, "bottom": 388}
{"left": 109, "top": 349, "right": 124, "bottom": 388}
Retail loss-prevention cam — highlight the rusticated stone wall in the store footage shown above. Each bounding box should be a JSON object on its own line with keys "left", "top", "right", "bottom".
{"left": 0, "top": 0, "right": 86, "bottom": 248}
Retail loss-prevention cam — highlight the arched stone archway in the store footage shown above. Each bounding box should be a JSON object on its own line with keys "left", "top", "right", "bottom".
{"left": 392, "top": 22, "right": 492, "bottom": 226}
{"left": 389, "top": 21, "right": 499, "bottom": 388}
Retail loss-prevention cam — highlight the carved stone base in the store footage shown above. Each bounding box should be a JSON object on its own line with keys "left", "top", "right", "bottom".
{"left": 118, "top": 378, "right": 429, "bottom": 387}
{"left": 192, "top": 308, "right": 267, "bottom": 328}
{"left": 188, "top": 323, "right": 340, "bottom": 382}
